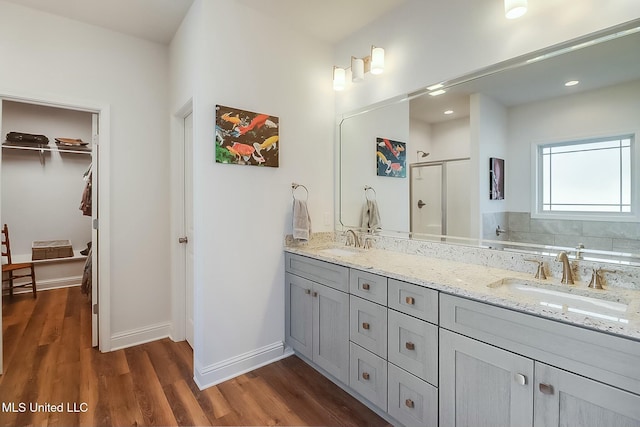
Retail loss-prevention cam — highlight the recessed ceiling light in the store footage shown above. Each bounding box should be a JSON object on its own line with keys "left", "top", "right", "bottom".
{"left": 429, "top": 89, "right": 446, "bottom": 97}
{"left": 444, "top": 110, "right": 454, "bottom": 115}
{"left": 565, "top": 80, "right": 579, "bottom": 87}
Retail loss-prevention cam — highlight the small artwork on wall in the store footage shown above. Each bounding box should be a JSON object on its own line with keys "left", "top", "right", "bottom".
{"left": 489, "top": 157, "right": 505, "bottom": 200}
{"left": 215, "top": 105, "right": 279, "bottom": 167}
{"left": 376, "top": 137, "right": 406, "bottom": 178}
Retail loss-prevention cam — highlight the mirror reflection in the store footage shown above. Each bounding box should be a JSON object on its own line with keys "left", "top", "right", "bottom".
{"left": 339, "top": 23, "right": 640, "bottom": 262}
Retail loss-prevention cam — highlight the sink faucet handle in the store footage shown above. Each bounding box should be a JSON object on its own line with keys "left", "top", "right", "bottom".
{"left": 588, "top": 268, "right": 615, "bottom": 289}
{"left": 524, "top": 259, "right": 547, "bottom": 280}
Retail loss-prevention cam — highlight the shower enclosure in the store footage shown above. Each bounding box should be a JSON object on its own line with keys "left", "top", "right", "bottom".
{"left": 409, "top": 158, "right": 471, "bottom": 238}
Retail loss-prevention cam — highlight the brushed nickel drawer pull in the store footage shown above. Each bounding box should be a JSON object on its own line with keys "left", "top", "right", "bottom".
{"left": 305, "top": 289, "right": 311, "bottom": 294}
{"left": 362, "top": 283, "right": 370, "bottom": 290}
{"left": 312, "top": 291, "right": 318, "bottom": 297}
{"left": 405, "top": 296, "right": 415, "bottom": 305}
{"left": 539, "top": 383, "right": 554, "bottom": 395}
{"left": 362, "top": 372, "right": 370, "bottom": 380}
{"left": 405, "top": 399, "right": 415, "bottom": 408}
{"left": 362, "top": 322, "right": 370, "bottom": 330}
{"left": 405, "top": 342, "right": 415, "bottom": 350}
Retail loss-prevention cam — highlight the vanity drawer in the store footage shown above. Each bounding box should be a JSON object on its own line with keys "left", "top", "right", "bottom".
{"left": 350, "top": 296, "right": 388, "bottom": 358}
{"left": 388, "top": 310, "right": 438, "bottom": 386}
{"left": 440, "top": 293, "right": 640, "bottom": 395}
{"left": 388, "top": 279, "right": 438, "bottom": 324}
{"left": 285, "top": 253, "right": 349, "bottom": 292}
{"left": 349, "top": 342, "right": 388, "bottom": 411}
{"left": 350, "top": 269, "right": 388, "bottom": 305}
{"left": 388, "top": 363, "right": 438, "bottom": 427}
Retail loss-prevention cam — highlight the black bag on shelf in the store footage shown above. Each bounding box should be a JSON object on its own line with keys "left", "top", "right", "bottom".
{"left": 5, "top": 132, "right": 49, "bottom": 144}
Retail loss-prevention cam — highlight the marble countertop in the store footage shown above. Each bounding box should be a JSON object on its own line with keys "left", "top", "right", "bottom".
{"left": 285, "top": 242, "right": 640, "bottom": 342}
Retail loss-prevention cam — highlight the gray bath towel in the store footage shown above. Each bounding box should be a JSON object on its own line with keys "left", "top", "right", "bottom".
{"left": 360, "top": 199, "right": 382, "bottom": 232}
{"left": 293, "top": 199, "right": 312, "bottom": 241}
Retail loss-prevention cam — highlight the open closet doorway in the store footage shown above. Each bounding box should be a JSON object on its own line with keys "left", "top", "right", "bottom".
{"left": 0, "top": 96, "right": 103, "bottom": 373}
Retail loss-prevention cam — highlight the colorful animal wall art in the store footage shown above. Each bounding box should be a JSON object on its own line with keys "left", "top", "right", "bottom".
{"left": 215, "top": 105, "right": 279, "bottom": 167}
{"left": 376, "top": 137, "right": 406, "bottom": 178}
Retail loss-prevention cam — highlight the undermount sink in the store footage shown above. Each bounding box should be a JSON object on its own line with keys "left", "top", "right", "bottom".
{"left": 318, "top": 247, "right": 361, "bottom": 257}
{"left": 488, "top": 278, "right": 630, "bottom": 323}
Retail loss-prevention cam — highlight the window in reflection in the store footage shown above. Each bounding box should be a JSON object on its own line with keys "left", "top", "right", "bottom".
{"left": 539, "top": 135, "right": 632, "bottom": 213}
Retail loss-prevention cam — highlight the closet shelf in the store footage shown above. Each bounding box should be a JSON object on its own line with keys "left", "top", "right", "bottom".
{"left": 2, "top": 141, "right": 91, "bottom": 155}
{"left": 3, "top": 141, "right": 91, "bottom": 165}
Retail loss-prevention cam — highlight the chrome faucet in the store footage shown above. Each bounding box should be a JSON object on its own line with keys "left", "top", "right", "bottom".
{"left": 344, "top": 229, "right": 360, "bottom": 248}
{"left": 555, "top": 251, "right": 574, "bottom": 285}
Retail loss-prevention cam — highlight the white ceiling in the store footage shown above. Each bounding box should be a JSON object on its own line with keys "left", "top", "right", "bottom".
{"left": 234, "top": 0, "right": 407, "bottom": 43}
{"left": 3, "top": 0, "right": 407, "bottom": 45}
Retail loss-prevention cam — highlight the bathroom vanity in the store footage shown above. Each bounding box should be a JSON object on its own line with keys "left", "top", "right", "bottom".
{"left": 284, "top": 243, "right": 640, "bottom": 427}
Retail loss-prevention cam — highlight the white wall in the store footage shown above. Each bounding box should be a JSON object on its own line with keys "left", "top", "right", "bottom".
{"left": 169, "top": 0, "right": 335, "bottom": 388}
{"left": 0, "top": 0, "right": 172, "bottom": 348}
{"left": 334, "top": 0, "right": 640, "bottom": 114}
{"left": 507, "top": 79, "right": 640, "bottom": 213}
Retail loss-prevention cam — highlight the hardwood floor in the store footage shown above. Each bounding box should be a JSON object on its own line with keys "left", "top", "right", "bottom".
{"left": 1, "top": 287, "right": 391, "bottom": 427}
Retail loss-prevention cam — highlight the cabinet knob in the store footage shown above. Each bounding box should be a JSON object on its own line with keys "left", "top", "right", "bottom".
{"left": 362, "top": 283, "right": 370, "bottom": 290}
{"left": 405, "top": 399, "right": 415, "bottom": 408}
{"left": 405, "top": 296, "right": 415, "bottom": 305}
{"left": 312, "top": 291, "right": 318, "bottom": 297}
{"left": 539, "top": 383, "right": 554, "bottom": 395}
{"left": 362, "top": 322, "right": 370, "bottom": 330}
{"left": 362, "top": 372, "right": 370, "bottom": 380}
{"left": 405, "top": 342, "right": 415, "bottom": 351}
{"left": 305, "top": 289, "right": 311, "bottom": 295}
{"left": 514, "top": 373, "right": 527, "bottom": 386}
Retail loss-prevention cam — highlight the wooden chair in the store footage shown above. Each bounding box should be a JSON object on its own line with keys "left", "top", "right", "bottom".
{"left": 2, "top": 224, "right": 36, "bottom": 298}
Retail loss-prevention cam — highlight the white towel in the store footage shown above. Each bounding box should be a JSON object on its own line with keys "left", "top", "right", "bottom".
{"left": 360, "top": 199, "right": 382, "bottom": 232}
{"left": 293, "top": 199, "right": 312, "bottom": 241}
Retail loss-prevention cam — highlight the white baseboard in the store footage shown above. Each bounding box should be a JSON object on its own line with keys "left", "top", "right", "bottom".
{"left": 110, "top": 322, "right": 171, "bottom": 351}
{"left": 194, "top": 341, "right": 293, "bottom": 390}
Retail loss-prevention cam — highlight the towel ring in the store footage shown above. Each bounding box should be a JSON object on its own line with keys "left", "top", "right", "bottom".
{"left": 364, "top": 185, "right": 376, "bottom": 201}
{"left": 292, "top": 182, "right": 309, "bottom": 201}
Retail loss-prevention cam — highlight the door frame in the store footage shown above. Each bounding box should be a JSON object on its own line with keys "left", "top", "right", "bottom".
{"left": 170, "top": 98, "right": 193, "bottom": 344}
{"left": 0, "top": 91, "right": 111, "bottom": 372}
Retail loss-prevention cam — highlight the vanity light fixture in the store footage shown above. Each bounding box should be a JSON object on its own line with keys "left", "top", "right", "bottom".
{"left": 505, "top": 0, "right": 527, "bottom": 19}
{"left": 351, "top": 57, "right": 365, "bottom": 82}
{"left": 429, "top": 89, "right": 446, "bottom": 97}
{"left": 333, "top": 46, "right": 385, "bottom": 90}
{"left": 565, "top": 80, "right": 580, "bottom": 87}
{"left": 333, "top": 66, "right": 346, "bottom": 91}
{"left": 370, "top": 46, "right": 385, "bottom": 75}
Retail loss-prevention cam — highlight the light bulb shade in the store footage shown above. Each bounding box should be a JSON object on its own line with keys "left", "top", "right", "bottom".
{"left": 352, "top": 57, "right": 364, "bottom": 83}
{"left": 370, "top": 46, "right": 384, "bottom": 75}
{"left": 505, "top": 0, "right": 527, "bottom": 19}
{"left": 333, "top": 67, "right": 346, "bottom": 91}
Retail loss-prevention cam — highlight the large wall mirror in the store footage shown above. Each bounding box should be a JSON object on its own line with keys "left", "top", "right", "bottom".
{"left": 339, "top": 20, "right": 640, "bottom": 264}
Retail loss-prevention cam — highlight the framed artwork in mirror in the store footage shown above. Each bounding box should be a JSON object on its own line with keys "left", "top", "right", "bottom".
{"left": 490, "top": 157, "right": 504, "bottom": 200}
{"left": 376, "top": 137, "right": 406, "bottom": 178}
{"left": 215, "top": 105, "right": 279, "bottom": 167}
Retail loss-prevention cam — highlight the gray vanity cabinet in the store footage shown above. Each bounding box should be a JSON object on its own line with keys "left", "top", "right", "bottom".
{"left": 439, "top": 329, "right": 534, "bottom": 427}
{"left": 534, "top": 363, "right": 640, "bottom": 427}
{"left": 285, "top": 254, "right": 350, "bottom": 384}
{"left": 440, "top": 293, "right": 640, "bottom": 427}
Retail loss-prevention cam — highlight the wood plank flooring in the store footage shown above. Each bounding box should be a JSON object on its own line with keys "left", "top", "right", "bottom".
{"left": 1, "top": 287, "right": 391, "bottom": 427}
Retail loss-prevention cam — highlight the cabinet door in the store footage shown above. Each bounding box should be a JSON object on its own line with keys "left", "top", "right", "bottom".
{"left": 440, "top": 329, "right": 534, "bottom": 427}
{"left": 285, "top": 272, "right": 313, "bottom": 359}
{"left": 313, "top": 283, "right": 349, "bottom": 383}
{"left": 535, "top": 362, "right": 640, "bottom": 427}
